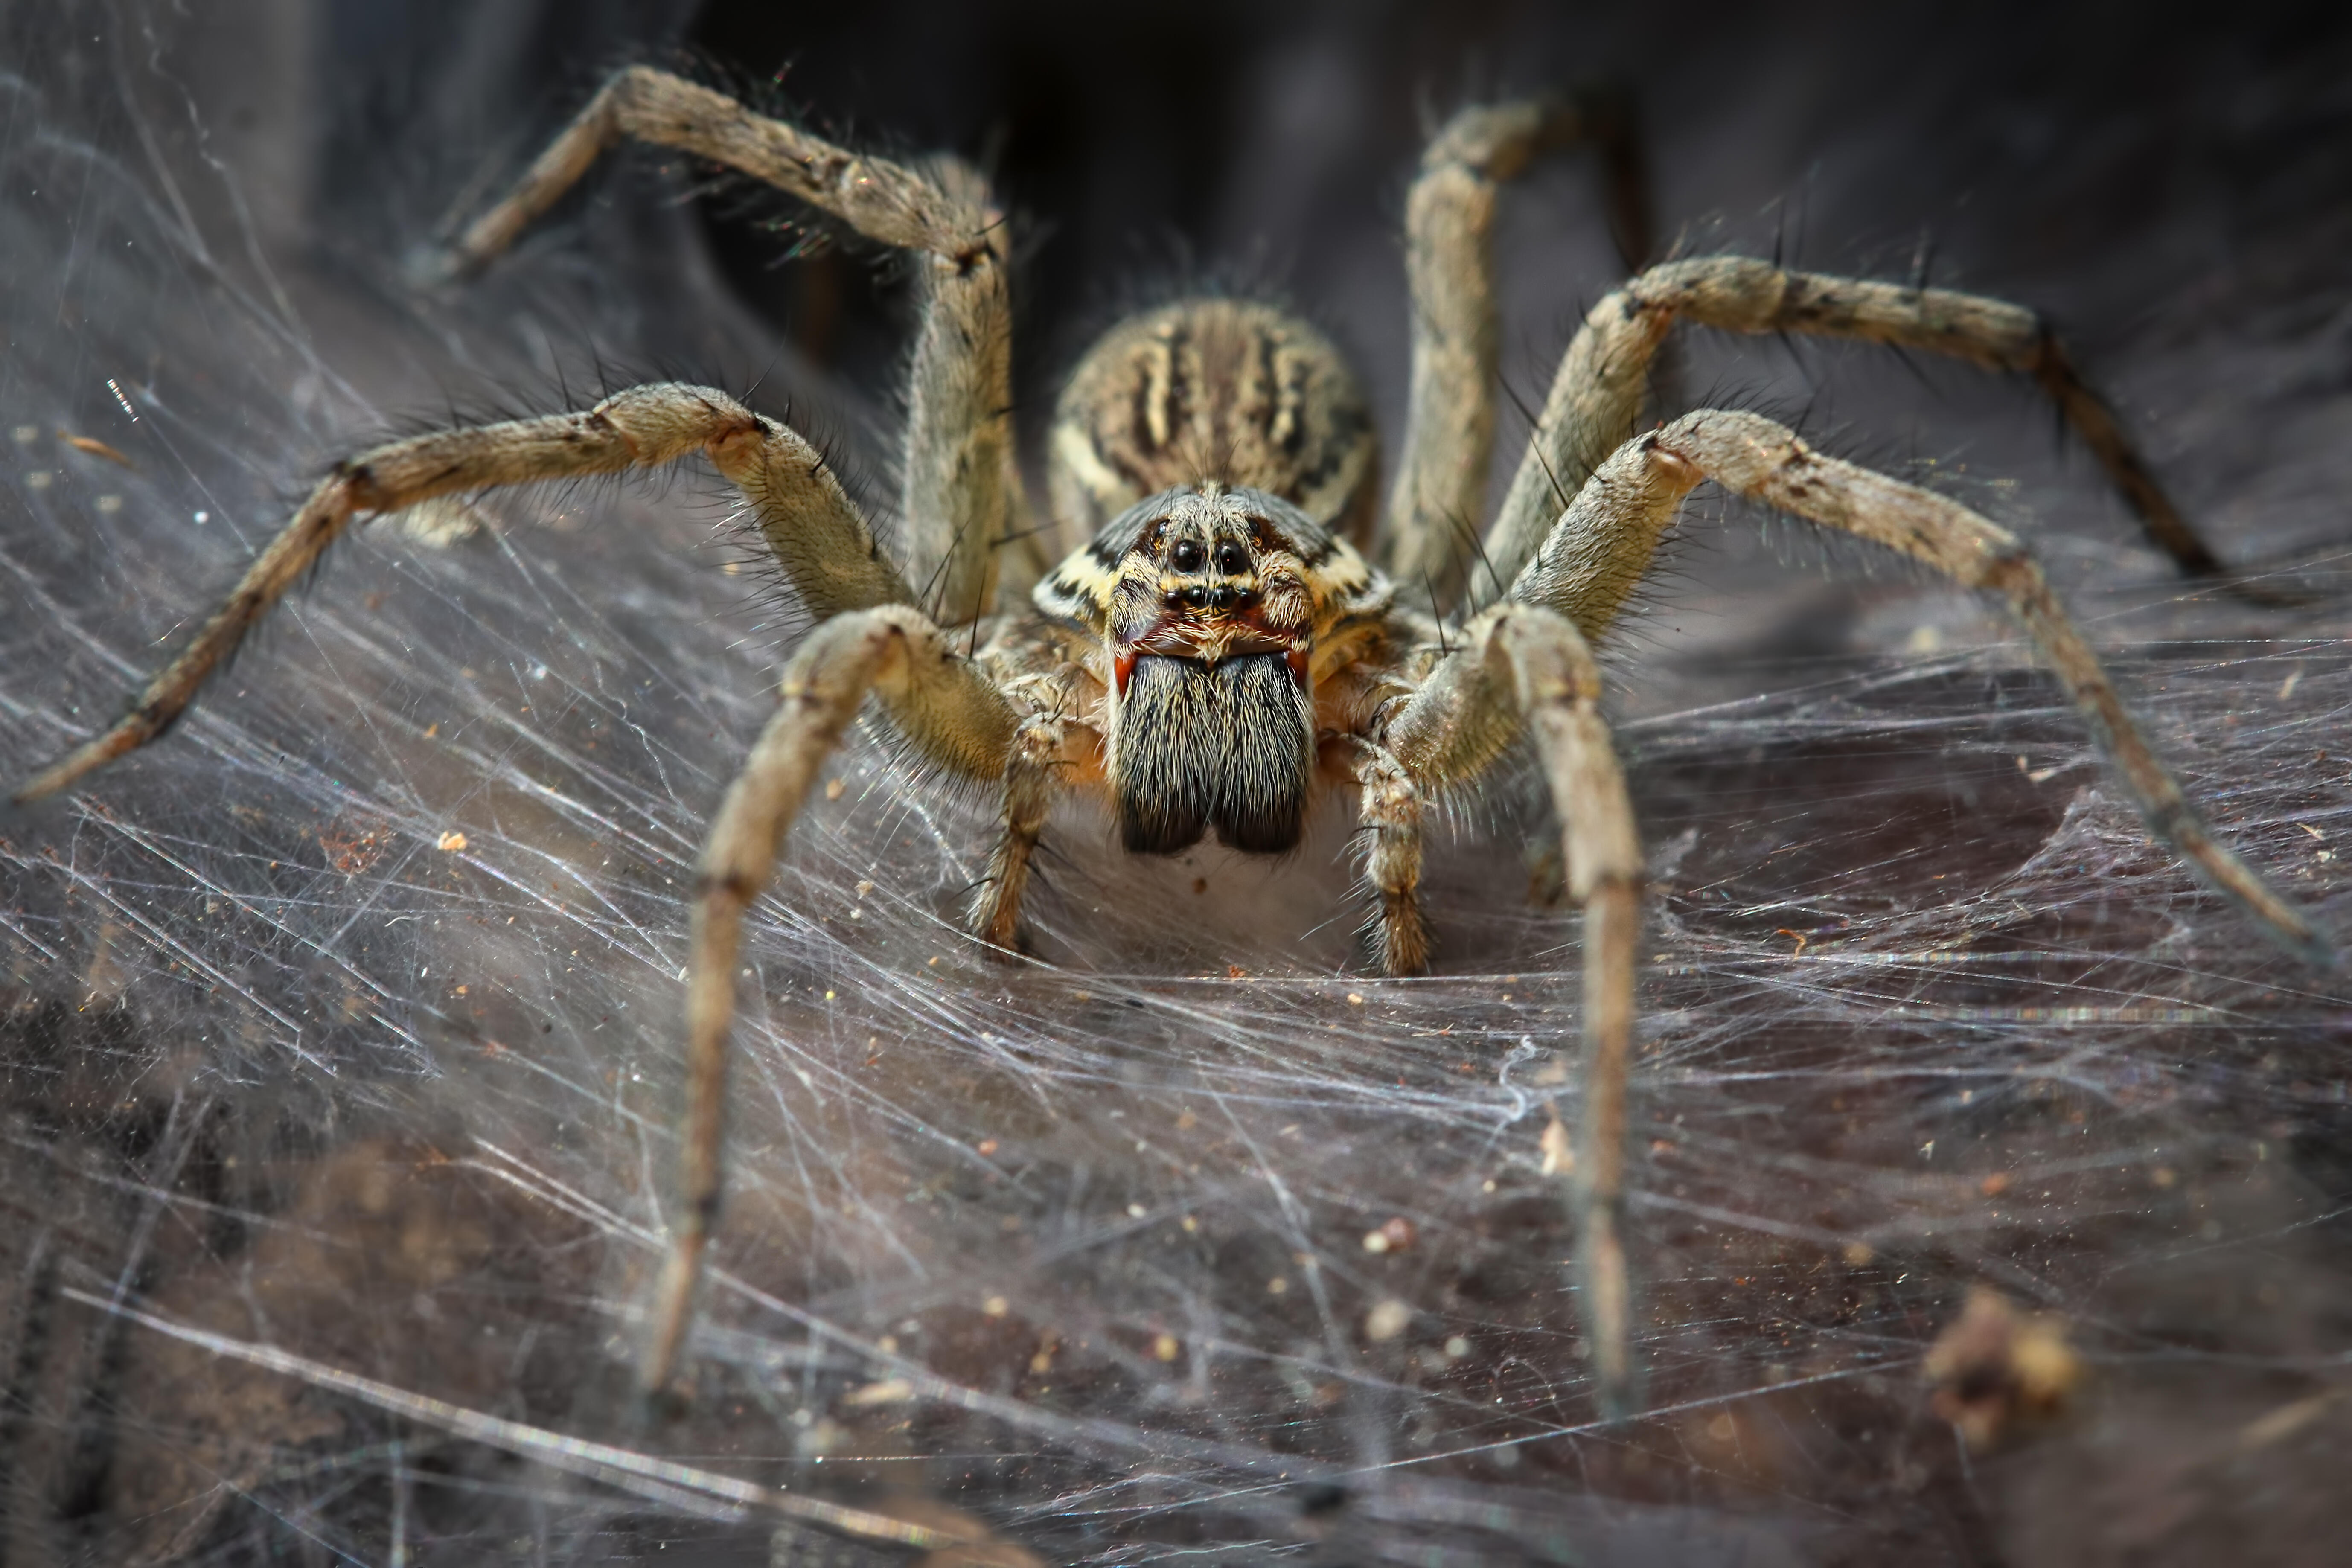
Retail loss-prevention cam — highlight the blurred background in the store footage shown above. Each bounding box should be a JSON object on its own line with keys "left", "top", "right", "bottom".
{"left": 61, "top": 0, "right": 2352, "bottom": 673}
{"left": 4, "top": 1, "right": 2352, "bottom": 1564}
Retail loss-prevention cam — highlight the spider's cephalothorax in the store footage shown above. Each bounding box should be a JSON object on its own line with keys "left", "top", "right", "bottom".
{"left": 1034, "top": 477, "right": 1390, "bottom": 856}
{"left": 19, "top": 65, "right": 2321, "bottom": 1420}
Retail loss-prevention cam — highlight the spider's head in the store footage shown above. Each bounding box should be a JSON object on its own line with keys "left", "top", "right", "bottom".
{"left": 1036, "top": 484, "right": 1387, "bottom": 858}
{"left": 1047, "top": 298, "right": 1378, "bottom": 547}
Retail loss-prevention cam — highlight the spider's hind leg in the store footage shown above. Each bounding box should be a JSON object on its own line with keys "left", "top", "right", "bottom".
{"left": 1384, "top": 91, "right": 1654, "bottom": 602}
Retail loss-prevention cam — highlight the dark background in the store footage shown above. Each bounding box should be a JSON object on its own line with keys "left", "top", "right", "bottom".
{"left": 319, "top": 0, "right": 2352, "bottom": 501}
{"left": 280, "top": 0, "right": 2352, "bottom": 643}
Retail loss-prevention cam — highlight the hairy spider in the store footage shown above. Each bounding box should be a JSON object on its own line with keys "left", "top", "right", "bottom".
{"left": 12, "top": 67, "right": 2326, "bottom": 1420}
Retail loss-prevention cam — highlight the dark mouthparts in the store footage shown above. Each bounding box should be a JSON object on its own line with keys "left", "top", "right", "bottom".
{"left": 1113, "top": 652, "right": 1314, "bottom": 856}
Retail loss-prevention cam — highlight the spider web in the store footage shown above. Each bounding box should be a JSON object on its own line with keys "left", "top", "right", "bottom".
{"left": 4, "top": 3, "right": 2352, "bottom": 1565}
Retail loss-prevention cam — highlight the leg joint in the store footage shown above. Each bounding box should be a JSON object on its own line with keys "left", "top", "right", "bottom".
{"left": 693, "top": 870, "right": 760, "bottom": 903}
{"left": 1977, "top": 542, "right": 2046, "bottom": 598}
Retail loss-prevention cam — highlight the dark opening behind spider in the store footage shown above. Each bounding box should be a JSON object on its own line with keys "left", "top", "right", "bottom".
{"left": 11, "top": 66, "right": 2327, "bottom": 1422}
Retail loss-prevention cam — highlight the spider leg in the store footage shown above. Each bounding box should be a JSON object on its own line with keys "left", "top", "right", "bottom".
{"left": 1383, "top": 602, "right": 1644, "bottom": 1418}
{"left": 1515, "top": 407, "right": 2328, "bottom": 963}
{"left": 1348, "top": 740, "right": 1431, "bottom": 975}
{"left": 12, "top": 384, "right": 916, "bottom": 804}
{"left": 649, "top": 605, "right": 1019, "bottom": 1401}
{"left": 441, "top": 66, "right": 1027, "bottom": 621}
{"left": 970, "top": 713, "right": 1064, "bottom": 954}
{"left": 1385, "top": 91, "right": 1651, "bottom": 599}
{"left": 1472, "top": 255, "right": 2234, "bottom": 613}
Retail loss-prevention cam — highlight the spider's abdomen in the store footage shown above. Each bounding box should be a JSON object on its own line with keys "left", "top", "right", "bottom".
{"left": 1049, "top": 299, "right": 1377, "bottom": 545}
{"left": 1113, "top": 652, "right": 1314, "bottom": 856}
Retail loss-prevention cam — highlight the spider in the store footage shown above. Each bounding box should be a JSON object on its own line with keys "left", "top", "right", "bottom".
{"left": 11, "top": 67, "right": 2326, "bottom": 1421}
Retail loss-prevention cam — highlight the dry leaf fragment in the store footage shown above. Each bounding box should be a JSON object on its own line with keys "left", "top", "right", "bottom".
{"left": 59, "top": 431, "right": 133, "bottom": 467}
{"left": 841, "top": 1377, "right": 914, "bottom": 1408}
{"left": 1924, "top": 1286, "right": 2082, "bottom": 1450}
{"left": 1540, "top": 1114, "right": 1575, "bottom": 1177}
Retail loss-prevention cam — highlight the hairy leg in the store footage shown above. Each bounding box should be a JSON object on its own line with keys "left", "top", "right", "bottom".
{"left": 649, "top": 605, "right": 1020, "bottom": 1400}
{"left": 1473, "top": 255, "right": 2229, "bottom": 611}
{"left": 1349, "top": 740, "right": 1431, "bottom": 975}
{"left": 441, "top": 65, "right": 1026, "bottom": 620}
{"left": 970, "top": 713, "right": 1064, "bottom": 953}
{"left": 1512, "top": 407, "right": 2326, "bottom": 962}
{"left": 1384, "top": 602, "right": 1644, "bottom": 1420}
{"left": 13, "top": 384, "right": 913, "bottom": 804}
{"left": 1384, "top": 91, "right": 1651, "bottom": 600}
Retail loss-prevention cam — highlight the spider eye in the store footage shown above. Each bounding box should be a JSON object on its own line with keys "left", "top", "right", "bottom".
{"left": 1215, "top": 543, "right": 1248, "bottom": 576}
{"left": 1170, "top": 540, "right": 1205, "bottom": 572}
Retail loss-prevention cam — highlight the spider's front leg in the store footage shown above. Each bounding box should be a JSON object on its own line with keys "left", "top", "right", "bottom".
{"left": 1514, "top": 407, "right": 2323, "bottom": 960}
{"left": 441, "top": 65, "right": 1029, "bottom": 617}
{"left": 1381, "top": 604, "right": 1645, "bottom": 1419}
{"left": 969, "top": 713, "right": 1065, "bottom": 954}
{"left": 10, "top": 386, "right": 908, "bottom": 805}
{"left": 1470, "top": 256, "right": 2243, "bottom": 614}
{"left": 651, "top": 605, "right": 1020, "bottom": 1399}
{"left": 1348, "top": 741, "right": 1432, "bottom": 976}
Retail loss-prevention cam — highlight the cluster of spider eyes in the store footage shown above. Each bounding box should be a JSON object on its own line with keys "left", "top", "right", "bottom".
{"left": 1165, "top": 539, "right": 1255, "bottom": 610}
{"left": 1167, "top": 539, "right": 1250, "bottom": 576}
